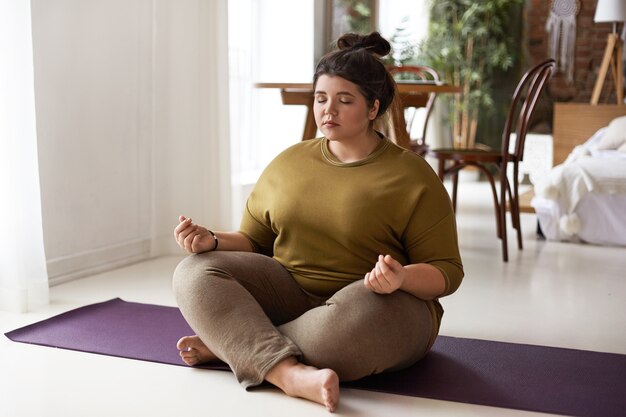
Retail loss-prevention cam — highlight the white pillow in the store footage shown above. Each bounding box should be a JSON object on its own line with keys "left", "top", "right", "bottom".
{"left": 618, "top": 141, "right": 626, "bottom": 153}
{"left": 597, "top": 116, "right": 626, "bottom": 150}
{"left": 582, "top": 127, "right": 607, "bottom": 152}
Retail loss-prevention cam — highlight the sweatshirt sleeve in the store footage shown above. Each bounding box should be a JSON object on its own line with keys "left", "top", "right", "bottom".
{"left": 402, "top": 184, "right": 464, "bottom": 297}
{"left": 239, "top": 198, "right": 276, "bottom": 257}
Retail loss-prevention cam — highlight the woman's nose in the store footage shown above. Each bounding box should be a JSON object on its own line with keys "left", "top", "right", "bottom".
{"left": 324, "top": 101, "right": 337, "bottom": 115}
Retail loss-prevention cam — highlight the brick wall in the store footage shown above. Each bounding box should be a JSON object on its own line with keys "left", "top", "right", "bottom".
{"left": 525, "top": 0, "right": 618, "bottom": 103}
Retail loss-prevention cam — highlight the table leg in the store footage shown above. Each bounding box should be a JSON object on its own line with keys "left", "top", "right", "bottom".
{"left": 303, "top": 103, "right": 317, "bottom": 141}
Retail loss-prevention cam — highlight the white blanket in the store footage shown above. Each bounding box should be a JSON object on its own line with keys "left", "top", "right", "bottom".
{"left": 535, "top": 157, "right": 626, "bottom": 214}
{"left": 532, "top": 128, "right": 626, "bottom": 241}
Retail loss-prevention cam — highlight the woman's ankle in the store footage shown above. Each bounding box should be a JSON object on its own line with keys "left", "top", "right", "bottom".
{"left": 264, "top": 356, "right": 340, "bottom": 412}
{"left": 265, "top": 356, "right": 299, "bottom": 392}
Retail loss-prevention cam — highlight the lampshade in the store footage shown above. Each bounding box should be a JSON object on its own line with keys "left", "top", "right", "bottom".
{"left": 594, "top": 0, "right": 626, "bottom": 23}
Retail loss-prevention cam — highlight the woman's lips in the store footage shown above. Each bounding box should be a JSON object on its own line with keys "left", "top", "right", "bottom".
{"left": 323, "top": 121, "right": 339, "bottom": 127}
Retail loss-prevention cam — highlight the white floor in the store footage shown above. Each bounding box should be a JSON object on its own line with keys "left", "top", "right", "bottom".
{"left": 2, "top": 181, "right": 626, "bottom": 417}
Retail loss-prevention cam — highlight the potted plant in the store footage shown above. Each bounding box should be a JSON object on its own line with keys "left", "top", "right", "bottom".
{"left": 420, "top": 0, "right": 523, "bottom": 149}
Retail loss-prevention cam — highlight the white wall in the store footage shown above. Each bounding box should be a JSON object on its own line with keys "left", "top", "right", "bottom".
{"left": 31, "top": 0, "right": 230, "bottom": 285}
{"left": 151, "top": 0, "right": 231, "bottom": 255}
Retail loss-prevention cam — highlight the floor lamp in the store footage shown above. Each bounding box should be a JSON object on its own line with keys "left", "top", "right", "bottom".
{"left": 591, "top": 0, "right": 626, "bottom": 105}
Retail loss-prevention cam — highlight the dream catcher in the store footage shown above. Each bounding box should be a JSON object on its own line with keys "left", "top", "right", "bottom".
{"left": 545, "top": 0, "right": 580, "bottom": 83}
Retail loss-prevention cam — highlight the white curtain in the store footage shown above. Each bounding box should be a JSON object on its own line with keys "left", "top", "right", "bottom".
{"left": 0, "top": 0, "right": 50, "bottom": 312}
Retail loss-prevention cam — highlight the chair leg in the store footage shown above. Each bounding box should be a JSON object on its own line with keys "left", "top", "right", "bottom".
{"left": 505, "top": 167, "right": 523, "bottom": 251}
{"left": 483, "top": 169, "right": 502, "bottom": 239}
{"left": 509, "top": 187, "right": 523, "bottom": 250}
{"left": 500, "top": 172, "right": 509, "bottom": 262}
{"left": 512, "top": 164, "right": 523, "bottom": 250}
{"left": 451, "top": 167, "right": 459, "bottom": 213}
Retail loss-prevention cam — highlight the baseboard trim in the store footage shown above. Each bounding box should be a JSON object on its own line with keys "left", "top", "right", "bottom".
{"left": 47, "top": 238, "right": 153, "bottom": 286}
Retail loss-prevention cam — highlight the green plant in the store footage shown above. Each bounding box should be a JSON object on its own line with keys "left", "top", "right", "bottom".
{"left": 420, "top": 0, "right": 523, "bottom": 148}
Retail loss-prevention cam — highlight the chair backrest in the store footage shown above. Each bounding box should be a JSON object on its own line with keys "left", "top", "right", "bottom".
{"left": 388, "top": 65, "right": 440, "bottom": 145}
{"left": 501, "top": 59, "right": 556, "bottom": 163}
{"left": 389, "top": 65, "right": 440, "bottom": 82}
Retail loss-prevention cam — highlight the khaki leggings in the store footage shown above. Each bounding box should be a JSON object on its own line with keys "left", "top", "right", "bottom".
{"left": 173, "top": 251, "right": 433, "bottom": 388}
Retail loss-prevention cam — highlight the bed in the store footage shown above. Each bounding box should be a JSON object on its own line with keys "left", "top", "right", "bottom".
{"left": 531, "top": 103, "right": 626, "bottom": 246}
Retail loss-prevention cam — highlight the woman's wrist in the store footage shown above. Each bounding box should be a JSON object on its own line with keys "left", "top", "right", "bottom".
{"left": 400, "top": 263, "right": 446, "bottom": 300}
{"left": 207, "top": 230, "right": 219, "bottom": 251}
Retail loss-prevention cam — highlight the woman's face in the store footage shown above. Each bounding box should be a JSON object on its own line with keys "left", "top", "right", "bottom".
{"left": 313, "top": 75, "right": 379, "bottom": 142}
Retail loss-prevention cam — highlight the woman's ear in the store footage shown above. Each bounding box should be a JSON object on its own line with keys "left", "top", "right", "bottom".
{"left": 368, "top": 99, "right": 380, "bottom": 120}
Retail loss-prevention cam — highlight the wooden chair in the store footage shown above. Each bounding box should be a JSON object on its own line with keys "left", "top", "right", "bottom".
{"left": 388, "top": 65, "right": 440, "bottom": 156}
{"left": 427, "top": 59, "right": 556, "bottom": 262}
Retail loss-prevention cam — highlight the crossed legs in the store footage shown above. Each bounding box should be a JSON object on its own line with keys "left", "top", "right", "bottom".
{"left": 173, "top": 251, "right": 432, "bottom": 412}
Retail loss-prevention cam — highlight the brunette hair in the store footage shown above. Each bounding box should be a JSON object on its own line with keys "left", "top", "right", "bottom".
{"left": 313, "top": 32, "right": 397, "bottom": 119}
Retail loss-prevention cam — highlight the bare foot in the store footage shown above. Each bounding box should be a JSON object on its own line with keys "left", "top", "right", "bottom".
{"left": 266, "top": 357, "right": 340, "bottom": 412}
{"left": 176, "top": 335, "right": 218, "bottom": 366}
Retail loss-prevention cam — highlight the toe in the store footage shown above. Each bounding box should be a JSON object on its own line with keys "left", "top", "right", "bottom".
{"left": 323, "top": 389, "right": 337, "bottom": 412}
{"left": 180, "top": 349, "right": 196, "bottom": 359}
{"left": 181, "top": 354, "right": 198, "bottom": 366}
{"left": 176, "top": 336, "right": 188, "bottom": 351}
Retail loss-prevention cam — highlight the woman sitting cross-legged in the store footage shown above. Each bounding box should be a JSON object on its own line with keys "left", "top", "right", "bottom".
{"left": 173, "top": 31, "right": 464, "bottom": 413}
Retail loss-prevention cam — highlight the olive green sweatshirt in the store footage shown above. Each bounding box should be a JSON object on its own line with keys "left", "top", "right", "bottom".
{"left": 240, "top": 137, "right": 463, "bottom": 339}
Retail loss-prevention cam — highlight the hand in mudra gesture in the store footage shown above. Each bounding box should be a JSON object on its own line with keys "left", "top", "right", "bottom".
{"left": 174, "top": 215, "right": 217, "bottom": 254}
{"left": 364, "top": 254, "right": 407, "bottom": 294}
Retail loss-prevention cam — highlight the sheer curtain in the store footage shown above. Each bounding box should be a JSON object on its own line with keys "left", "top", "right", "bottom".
{"left": 0, "top": 0, "right": 50, "bottom": 312}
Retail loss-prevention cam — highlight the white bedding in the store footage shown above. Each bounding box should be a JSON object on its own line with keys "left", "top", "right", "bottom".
{"left": 531, "top": 128, "right": 626, "bottom": 246}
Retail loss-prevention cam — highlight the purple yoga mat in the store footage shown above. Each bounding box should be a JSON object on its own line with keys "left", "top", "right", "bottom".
{"left": 6, "top": 298, "right": 626, "bottom": 417}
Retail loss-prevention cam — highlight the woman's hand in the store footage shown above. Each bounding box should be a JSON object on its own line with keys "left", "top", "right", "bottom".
{"left": 174, "top": 215, "right": 217, "bottom": 254}
{"left": 364, "top": 254, "right": 406, "bottom": 294}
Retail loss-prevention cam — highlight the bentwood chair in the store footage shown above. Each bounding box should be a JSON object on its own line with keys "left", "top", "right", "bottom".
{"left": 388, "top": 65, "right": 440, "bottom": 156}
{"left": 427, "top": 59, "right": 556, "bottom": 262}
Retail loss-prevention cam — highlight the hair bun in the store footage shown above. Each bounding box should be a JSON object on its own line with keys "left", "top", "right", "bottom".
{"left": 336, "top": 32, "right": 391, "bottom": 58}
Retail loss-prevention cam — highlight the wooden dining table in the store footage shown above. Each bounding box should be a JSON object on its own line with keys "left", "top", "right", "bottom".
{"left": 254, "top": 81, "right": 462, "bottom": 150}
